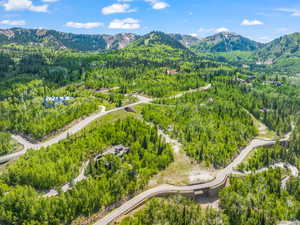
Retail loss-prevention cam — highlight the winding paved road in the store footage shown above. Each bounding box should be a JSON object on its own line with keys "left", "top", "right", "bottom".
{"left": 0, "top": 100, "right": 150, "bottom": 163}
{"left": 94, "top": 132, "right": 292, "bottom": 225}
{"left": 2, "top": 83, "right": 291, "bottom": 225}
{"left": 0, "top": 84, "right": 291, "bottom": 225}
{"left": 0, "top": 85, "right": 212, "bottom": 164}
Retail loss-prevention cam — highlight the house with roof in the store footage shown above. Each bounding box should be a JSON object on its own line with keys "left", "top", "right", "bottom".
{"left": 43, "top": 96, "right": 73, "bottom": 108}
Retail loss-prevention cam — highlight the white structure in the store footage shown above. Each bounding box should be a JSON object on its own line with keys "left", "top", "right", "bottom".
{"left": 43, "top": 96, "right": 73, "bottom": 107}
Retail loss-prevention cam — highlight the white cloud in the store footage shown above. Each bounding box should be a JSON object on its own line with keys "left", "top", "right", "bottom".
{"left": 241, "top": 19, "right": 264, "bottom": 26}
{"left": 152, "top": 2, "right": 169, "bottom": 9}
{"left": 145, "top": 0, "right": 169, "bottom": 10}
{"left": 215, "top": 27, "right": 229, "bottom": 33}
{"left": 198, "top": 27, "right": 230, "bottom": 35}
{"left": 276, "top": 8, "right": 300, "bottom": 16}
{"left": 0, "top": 19, "right": 26, "bottom": 26}
{"left": 102, "top": 3, "right": 136, "bottom": 15}
{"left": 108, "top": 18, "right": 140, "bottom": 29}
{"left": 3, "top": 0, "right": 48, "bottom": 12}
{"left": 189, "top": 33, "right": 198, "bottom": 37}
{"left": 65, "top": 21, "right": 103, "bottom": 29}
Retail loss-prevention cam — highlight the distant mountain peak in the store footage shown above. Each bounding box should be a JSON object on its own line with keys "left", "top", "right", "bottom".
{"left": 255, "top": 32, "right": 300, "bottom": 64}
{"left": 0, "top": 28, "right": 139, "bottom": 51}
{"left": 129, "top": 31, "right": 187, "bottom": 50}
{"left": 192, "top": 32, "right": 263, "bottom": 52}
{"left": 169, "top": 33, "right": 201, "bottom": 48}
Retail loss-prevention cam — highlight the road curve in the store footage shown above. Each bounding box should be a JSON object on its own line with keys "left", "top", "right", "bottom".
{"left": 94, "top": 134, "right": 291, "bottom": 225}
{"left": 0, "top": 100, "right": 150, "bottom": 164}
{"left": 0, "top": 84, "right": 212, "bottom": 164}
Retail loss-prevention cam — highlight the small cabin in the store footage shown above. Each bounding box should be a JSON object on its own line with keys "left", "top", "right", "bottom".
{"left": 95, "top": 145, "right": 130, "bottom": 161}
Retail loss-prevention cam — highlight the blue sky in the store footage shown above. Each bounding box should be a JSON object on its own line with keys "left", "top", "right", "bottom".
{"left": 0, "top": 0, "right": 299, "bottom": 42}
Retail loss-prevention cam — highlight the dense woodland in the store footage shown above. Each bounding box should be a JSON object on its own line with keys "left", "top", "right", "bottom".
{"left": 141, "top": 88, "right": 257, "bottom": 168}
{"left": 0, "top": 117, "right": 173, "bottom": 224}
{"left": 0, "top": 31, "right": 299, "bottom": 225}
{"left": 0, "top": 132, "right": 13, "bottom": 156}
{"left": 141, "top": 79, "right": 297, "bottom": 167}
{"left": 119, "top": 195, "right": 228, "bottom": 225}
{"left": 222, "top": 121, "right": 300, "bottom": 224}
{"left": 220, "top": 169, "right": 300, "bottom": 225}
{"left": 239, "top": 117, "right": 300, "bottom": 170}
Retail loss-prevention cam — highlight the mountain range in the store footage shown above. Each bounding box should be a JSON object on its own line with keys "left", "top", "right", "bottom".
{"left": 0, "top": 28, "right": 139, "bottom": 51}
{"left": 0, "top": 27, "right": 263, "bottom": 52}
{"left": 192, "top": 32, "right": 263, "bottom": 52}
{"left": 1, "top": 28, "right": 300, "bottom": 73}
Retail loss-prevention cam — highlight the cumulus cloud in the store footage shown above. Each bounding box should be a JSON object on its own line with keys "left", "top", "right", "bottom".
{"left": 152, "top": 2, "right": 169, "bottom": 9}
{"left": 145, "top": 0, "right": 169, "bottom": 10}
{"left": 276, "top": 8, "right": 300, "bottom": 16}
{"left": 241, "top": 19, "right": 264, "bottom": 26}
{"left": 65, "top": 21, "right": 103, "bottom": 29}
{"left": 215, "top": 27, "right": 229, "bottom": 33}
{"left": 198, "top": 27, "right": 230, "bottom": 35}
{"left": 108, "top": 18, "right": 140, "bottom": 29}
{"left": 102, "top": 3, "right": 136, "bottom": 15}
{"left": 3, "top": 0, "right": 48, "bottom": 12}
{"left": 0, "top": 19, "right": 26, "bottom": 26}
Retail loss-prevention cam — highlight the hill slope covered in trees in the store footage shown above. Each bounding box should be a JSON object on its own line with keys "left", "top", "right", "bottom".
{"left": 0, "top": 28, "right": 139, "bottom": 51}
{"left": 192, "top": 32, "right": 263, "bottom": 52}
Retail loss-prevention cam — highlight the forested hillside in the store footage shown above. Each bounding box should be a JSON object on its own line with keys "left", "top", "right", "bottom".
{"left": 141, "top": 87, "right": 257, "bottom": 168}
{"left": 0, "top": 28, "right": 138, "bottom": 51}
{"left": 192, "top": 32, "right": 263, "bottom": 53}
{"left": 220, "top": 169, "right": 300, "bottom": 225}
{"left": 0, "top": 117, "right": 173, "bottom": 224}
{"left": 0, "top": 29, "right": 299, "bottom": 225}
{"left": 255, "top": 33, "right": 300, "bottom": 73}
{"left": 1, "top": 28, "right": 299, "bottom": 73}
{"left": 205, "top": 32, "right": 300, "bottom": 74}
{"left": 119, "top": 195, "right": 228, "bottom": 225}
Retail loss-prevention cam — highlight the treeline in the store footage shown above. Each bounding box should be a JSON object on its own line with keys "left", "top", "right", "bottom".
{"left": 141, "top": 86, "right": 257, "bottom": 168}
{"left": 221, "top": 117, "right": 300, "bottom": 225}
{"left": 210, "top": 79, "right": 296, "bottom": 135}
{"left": 220, "top": 169, "right": 300, "bottom": 225}
{"left": 84, "top": 39, "right": 236, "bottom": 97}
{"left": 0, "top": 117, "right": 173, "bottom": 224}
{"left": 85, "top": 67, "right": 207, "bottom": 97}
{"left": 119, "top": 195, "right": 228, "bottom": 225}
{"left": 0, "top": 132, "right": 13, "bottom": 156}
{"left": 0, "top": 49, "right": 99, "bottom": 86}
{"left": 239, "top": 117, "right": 300, "bottom": 171}
{"left": 0, "top": 78, "right": 135, "bottom": 139}
{"left": 3, "top": 117, "right": 173, "bottom": 190}
{"left": 0, "top": 80, "right": 102, "bottom": 139}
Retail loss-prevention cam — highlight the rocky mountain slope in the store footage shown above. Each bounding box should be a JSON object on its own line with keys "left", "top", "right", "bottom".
{"left": 192, "top": 32, "right": 264, "bottom": 52}
{"left": 169, "top": 33, "right": 201, "bottom": 47}
{"left": 128, "top": 31, "right": 187, "bottom": 50}
{"left": 255, "top": 32, "right": 300, "bottom": 64}
{"left": 0, "top": 28, "right": 139, "bottom": 51}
